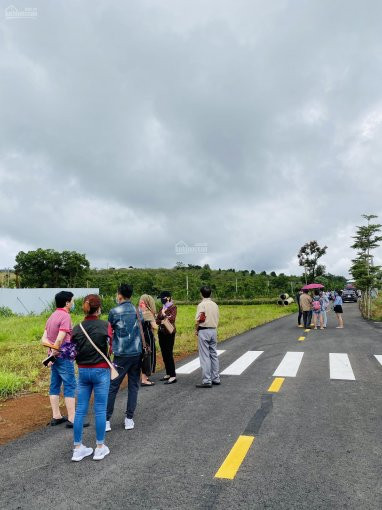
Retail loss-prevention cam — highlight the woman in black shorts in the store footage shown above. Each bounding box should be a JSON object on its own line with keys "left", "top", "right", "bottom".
{"left": 333, "top": 290, "right": 344, "bottom": 328}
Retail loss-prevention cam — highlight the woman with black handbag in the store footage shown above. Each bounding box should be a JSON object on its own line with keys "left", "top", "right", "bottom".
{"left": 156, "top": 291, "right": 177, "bottom": 385}
{"left": 138, "top": 294, "right": 158, "bottom": 386}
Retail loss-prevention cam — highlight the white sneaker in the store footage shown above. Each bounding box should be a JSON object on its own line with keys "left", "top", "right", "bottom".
{"left": 105, "top": 420, "right": 111, "bottom": 432}
{"left": 124, "top": 418, "right": 134, "bottom": 430}
{"left": 93, "top": 445, "right": 110, "bottom": 461}
{"left": 71, "top": 445, "right": 93, "bottom": 462}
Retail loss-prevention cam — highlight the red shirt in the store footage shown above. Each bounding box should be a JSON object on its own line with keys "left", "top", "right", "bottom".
{"left": 45, "top": 308, "right": 72, "bottom": 345}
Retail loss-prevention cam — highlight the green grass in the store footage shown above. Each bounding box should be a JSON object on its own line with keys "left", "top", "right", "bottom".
{"left": 371, "top": 295, "right": 382, "bottom": 321}
{"left": 172, "top": 304, "right": 296, "bottom": 357}
{"left": 0, "top": 304, "right": 296, "bottom": 399}
{"left": 0, "top": 372, "right": 26, "bottom": 398}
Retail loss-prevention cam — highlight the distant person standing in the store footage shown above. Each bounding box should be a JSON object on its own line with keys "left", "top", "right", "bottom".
{"left": 295, "top": 290, "right": 303, "bottom": 327}
{"left": 41, "top": 291, "right": 77, "bottom": 427}
{"left": 312, "top": 290, "right": 324, "bottom": 330}
{"left": 195, "top": 286, "right": 220, "bottom": 388}
{"left": 156, "top": 291, "right": 177, "bottom": 384}
{"left": 320, "top": 291, "right": 330, "bottom": 328}
{"left": 106, "top": 284, "right": 143, "bottom": 432}
{"left": 333, "top": 290, "right": 344, "bottom": 328}
{"left": 299, "top": 289, "right": 313, "bottom": 329}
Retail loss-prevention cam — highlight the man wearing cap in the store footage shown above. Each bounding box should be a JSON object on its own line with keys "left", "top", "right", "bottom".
{"left": 156, "top": 291, "right": 177, "bottom": 384}
{"left": 195, "top": 286, "right": 220, "bottom": 388}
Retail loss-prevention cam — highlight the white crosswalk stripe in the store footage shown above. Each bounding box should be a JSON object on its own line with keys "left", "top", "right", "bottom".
{"left": 220, "top": 351, "right": 264, "bottom": 375}
{"left": 273, "top": 352, "right": 304, "bottom": 377}
{"left": 176, "top": 350, "right": 226, "bottom": 374}
{"left": 176, "top": 349, "right": 381, "bottom": 379}
{"left": 329, "top": 353, "right": 355, "bottom": 380}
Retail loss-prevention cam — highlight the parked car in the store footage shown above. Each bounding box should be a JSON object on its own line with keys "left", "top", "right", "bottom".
{"left": 342, "top": 289, "right": 358, "bottom": 302}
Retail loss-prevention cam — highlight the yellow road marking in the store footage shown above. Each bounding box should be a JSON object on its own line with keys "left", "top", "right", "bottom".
{"left": 268, "top": 377, "right": 285, "bottom": 392}
{"left": 215, "top": 435, "right": 254, "bottom": 480}
{"left": 304, "top": 329, "right": 310, "bottom": 332}
{"left": 298, "top": 336, "right": 305, "bottom": 341}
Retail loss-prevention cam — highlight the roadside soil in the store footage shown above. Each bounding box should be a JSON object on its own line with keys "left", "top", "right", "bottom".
{"left": 0, "top": 352, "right": 192, "bottom": 445}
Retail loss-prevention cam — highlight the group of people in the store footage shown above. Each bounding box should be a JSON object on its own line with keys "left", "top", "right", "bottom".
{"left": 296, "top": 289, "right": 344, "bottom": 329}
{"left": 41, "top": 284, "right": 220, "bottom": 462}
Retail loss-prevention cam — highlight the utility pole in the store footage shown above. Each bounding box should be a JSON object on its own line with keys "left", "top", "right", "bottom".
{"left": 235, "top": 278, "right": 238, "bottom": 294}
{"left": 186, "top": 274, "right": 189, "bottom": 301}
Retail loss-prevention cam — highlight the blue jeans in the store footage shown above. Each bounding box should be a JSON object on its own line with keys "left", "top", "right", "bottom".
{"left": 49, "top": 358, "right": 76, "bottom": 398}
{"left": 106, "top": 355, "right": 141, "bottom": 420}
{"left": 74, "top": 368, "right": 110, "bottom": 446}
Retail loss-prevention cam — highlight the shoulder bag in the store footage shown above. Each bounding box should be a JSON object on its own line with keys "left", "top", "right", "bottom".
{"left": 79, "top": 323, "right": 119, "bottom": 380}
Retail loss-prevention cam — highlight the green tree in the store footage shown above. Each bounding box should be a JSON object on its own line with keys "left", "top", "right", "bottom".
{"left": 297, "top": 241, "right": 327, "bottom": 283}
{"left": 15, "top": 249, "right": 89, "bottom": 288}
{"left": 350, "top": 214, "right": 382, "bottom": 318}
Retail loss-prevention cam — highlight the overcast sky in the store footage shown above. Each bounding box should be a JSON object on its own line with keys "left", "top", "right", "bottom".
{"left": 1, "top": 0, "right": 382, "bottom": 277}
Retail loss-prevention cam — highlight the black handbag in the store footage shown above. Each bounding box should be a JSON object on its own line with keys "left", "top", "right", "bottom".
{"left": 135, "top": 307, "right": 152, "bottom": 377}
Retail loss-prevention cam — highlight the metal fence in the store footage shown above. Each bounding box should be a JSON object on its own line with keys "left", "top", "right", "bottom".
{"left": 0, "top": 288, "right": 99, "bottom": 315}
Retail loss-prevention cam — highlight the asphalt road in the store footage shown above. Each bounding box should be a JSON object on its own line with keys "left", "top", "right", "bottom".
{"left": 1, "top": 304, "right": 381, "bottom": 510}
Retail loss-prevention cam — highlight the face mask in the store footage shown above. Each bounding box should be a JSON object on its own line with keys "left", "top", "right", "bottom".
{"left": 116, "top": 297, "right": 120, "bottom": 304}
{"left": 161, "top": 297, "right": 168, "bottom": 304}
{"left": 70, "top": 303, "right": 75, "bottom": 312}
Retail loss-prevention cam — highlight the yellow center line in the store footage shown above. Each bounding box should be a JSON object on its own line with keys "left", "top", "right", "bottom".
{"left": 268, "top": 377, "right": 285, "bottom": 392}
{"left": 214, "top": 435, "right": 254, "bottom": 480}
{"left": 298, "top": 336, "right": 305, "bottom": 341}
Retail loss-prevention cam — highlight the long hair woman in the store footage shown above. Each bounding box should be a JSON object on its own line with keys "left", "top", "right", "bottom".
{"left": 71, "top": 294, "right": 112, "bottom": 461}
{"left": 138, "top": 294, "right": 158, "bottom": 386}
{"left": 156, "top": 291, "right": 177, "bottom": 384}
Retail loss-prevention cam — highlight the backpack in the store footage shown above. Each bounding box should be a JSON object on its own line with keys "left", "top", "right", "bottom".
{"left": 312, "top": 299, "right": 321, "bottom": 311}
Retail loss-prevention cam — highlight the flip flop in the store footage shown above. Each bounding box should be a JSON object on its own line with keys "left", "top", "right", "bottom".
{"left": 141, "top": 381, "right": 156, "bottom": 386}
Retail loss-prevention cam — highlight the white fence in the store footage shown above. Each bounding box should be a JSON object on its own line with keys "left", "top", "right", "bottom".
{"left": 0, "top": 288, "right": 99, "bottom": 315}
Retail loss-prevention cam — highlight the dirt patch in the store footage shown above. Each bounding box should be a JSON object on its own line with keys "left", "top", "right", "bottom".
{"left": 0, "top": 393, "right": 60, "bottom": 445}
{"left": 0, "top": 352, "right": 194, "bottom": 445}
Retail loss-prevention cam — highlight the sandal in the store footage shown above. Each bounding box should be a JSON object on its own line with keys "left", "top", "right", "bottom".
{"left": 141, "top": 381, "right": 155, "bottom": 386}
{"left": 50, "top": 416, "right": 68, "bottom": 426}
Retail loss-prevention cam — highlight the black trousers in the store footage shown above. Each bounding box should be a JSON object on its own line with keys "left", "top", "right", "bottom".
{"left": 298, "top": 308, "right": 303, "bottom": 325}
{"left": 106, "top": 354, "right": 141, "bottom": 420}
{"left": 158, "top": 330, "right": 176, "bottom": 377}
{"left": 302, "top": 311, "right": 312, "bottom": 328}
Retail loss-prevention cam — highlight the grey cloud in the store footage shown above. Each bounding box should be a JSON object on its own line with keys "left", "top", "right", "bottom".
{"left": 1, "top": 0, "right": 382, "bottom": 275}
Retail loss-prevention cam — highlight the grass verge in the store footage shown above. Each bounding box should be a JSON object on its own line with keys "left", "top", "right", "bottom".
{"left": 371, "top": 295, "right": 382, "bottom": 321}
{"left": 0, "top": 304, "right": 296, "bottom": 399}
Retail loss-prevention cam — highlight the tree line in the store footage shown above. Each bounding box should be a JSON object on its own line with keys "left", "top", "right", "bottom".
{"left": 6, "top": 248, "right": 347, "bottom": 300}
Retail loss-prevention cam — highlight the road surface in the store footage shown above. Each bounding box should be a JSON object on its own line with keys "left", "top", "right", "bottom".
{"left": 1, "top": 304, "right": 381, "bottom": 509}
